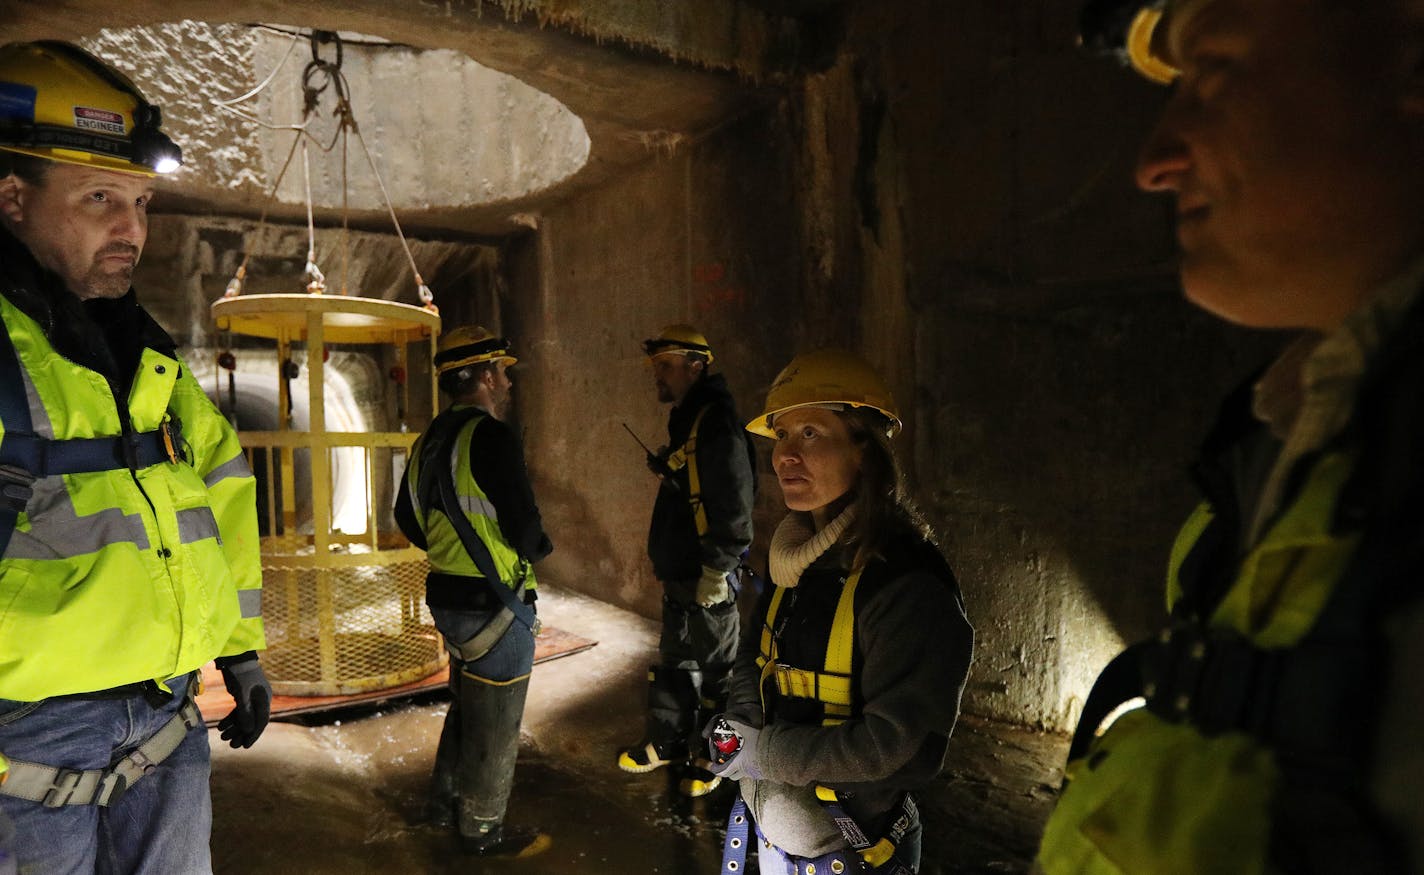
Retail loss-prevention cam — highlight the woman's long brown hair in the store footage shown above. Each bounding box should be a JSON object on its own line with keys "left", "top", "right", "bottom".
{"left": 839, "top": 407, "right": 932, "bottom": 569}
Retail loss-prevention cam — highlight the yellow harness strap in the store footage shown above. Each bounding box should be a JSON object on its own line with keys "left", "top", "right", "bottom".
{"left": 664, "top": 405, "right": 711, "bottom": 537}
{"left": 756, "top": 568, "right": 864, "bottom": 725}
{"left": 814, "top": 784, "right": 901, "bottom": 867}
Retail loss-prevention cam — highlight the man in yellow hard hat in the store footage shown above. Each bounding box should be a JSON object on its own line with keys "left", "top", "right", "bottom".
{"left": 395, "top": 325, "right": 553, "bottom": 858}
{"left": 1039, "top": 0, "right": 1424, "bottom": 872}
{"left": 0, "top": 41, "right": 268, "bottom": 871}
{"left": 617, "top": 324, "right": 756, "bottom": 797}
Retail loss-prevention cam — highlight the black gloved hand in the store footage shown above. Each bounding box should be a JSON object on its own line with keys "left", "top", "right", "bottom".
{"left": 645, "top": 447, "right": 674, "bottom": 480}
{"left": 216, "top": 653, "right": 272, "bottom": 749}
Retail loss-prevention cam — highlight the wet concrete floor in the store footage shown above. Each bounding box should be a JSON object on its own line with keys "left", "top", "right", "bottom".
{"left": 210, "top": 586, "right": 1067, "bottom": 874}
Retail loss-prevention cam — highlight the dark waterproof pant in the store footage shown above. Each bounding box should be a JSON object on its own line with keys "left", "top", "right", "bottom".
{"left": 648, "top": 576, "right": 739, "bottom": 753}
{"left": 428, "top": 606, "right": 536, "bottom": 839}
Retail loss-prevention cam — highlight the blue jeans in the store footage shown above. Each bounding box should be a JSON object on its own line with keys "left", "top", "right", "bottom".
{"left": 429, "top": 607, "right": 534, "bottom": 682}
{"left": 0, "top": 673, "right": 212, "bottom": 875}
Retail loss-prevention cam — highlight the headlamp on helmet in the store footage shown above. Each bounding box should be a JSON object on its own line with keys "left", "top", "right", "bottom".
{"left": 1078, "top": 0, "right": 1180, "bottom": 85}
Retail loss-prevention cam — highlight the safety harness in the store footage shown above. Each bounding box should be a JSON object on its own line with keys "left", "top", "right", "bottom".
{"left": 722, "top": 791, "right": 918, "bottom": 875}
{"left": 0, "top": 677, "right": 202, "bottom": 808}
{"left": 723, "top": 567, "right": 915, "bottom": 873}
{"left": 756, "top": 568, "right": 864, "bottom": 726}
{"left": 663, "top": 404, "right": 712, "bottom": 537}
{"left": 414, "top": 406, "right": 539, "bottom": 634}
{"left": 0, "top": 316, "right": 185, "bottom": 558}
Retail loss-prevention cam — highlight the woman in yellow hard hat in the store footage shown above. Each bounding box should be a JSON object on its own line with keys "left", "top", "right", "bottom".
{"left": 708, "top": 348, "right": 974, "bottom": 874}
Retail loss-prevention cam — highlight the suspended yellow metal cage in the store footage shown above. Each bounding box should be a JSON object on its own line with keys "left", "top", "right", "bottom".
{"left": 212, "top": 293, "right": 444, "bottom": 696}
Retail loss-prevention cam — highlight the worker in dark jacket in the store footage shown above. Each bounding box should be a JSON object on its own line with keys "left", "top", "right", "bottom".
{"left": 709, "top": 348, "right": 973, "bottom": 874}
{"left": 395, "top": 325, "right": 552, "bottom": 859}
{"left": 617, "top": 324, "right": 755, "bottom": 796}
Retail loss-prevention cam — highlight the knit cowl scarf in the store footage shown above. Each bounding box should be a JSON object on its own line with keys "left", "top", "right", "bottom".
{"left": 767, "top": 507, "right": 856, "bottom": 588}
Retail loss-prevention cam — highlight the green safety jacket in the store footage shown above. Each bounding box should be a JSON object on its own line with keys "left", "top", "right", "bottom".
{"left": 1039, "top": 317, "right": 1424, "bottom": 873}
{"left": 405, "top": 407, "right": 535, "bottom": 592}
{"left": 0, "top": 293, "right": 265, "bottom": 702}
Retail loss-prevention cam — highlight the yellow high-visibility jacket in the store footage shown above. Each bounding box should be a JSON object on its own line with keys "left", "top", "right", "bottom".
{"left": 1038, "top": 433, "right": 1389, "bottom": 874}
{"left": 0, "top": 292, "right": 264, "bottom": 702}
{"left": 404, "top": 407, "right": 534, "bottom": 591}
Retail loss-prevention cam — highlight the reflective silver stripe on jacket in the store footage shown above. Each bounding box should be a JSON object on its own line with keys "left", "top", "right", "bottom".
{"left": 458, "top": 493, "right": 500, "bottom": 522}
{"left": 19, "top": 366, "right": 51, "bottom": 438}
{"left": 408, "top": 448, "right": 424, "bottom": 519}
{"left": 176, "top": 507, "right": 221, "bottom": 545}
{"left": 446, "top": 439, "right": 500, "bottom": 521}
{"left": 5, "top": 476, "right": 150, "bottom": 560}
{"left": 203, "top": 453, "right": 252, "bottom": 489}
{"left": 237, "top": 588, "right": 262, "bottom": 619}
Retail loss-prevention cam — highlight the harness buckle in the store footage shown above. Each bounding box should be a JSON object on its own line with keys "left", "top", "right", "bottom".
{"left": 160, "top": 421, "right": 180, "bottom": 464}
{"left": 42, "top": 768, "right": 85, "bottom": 808}
{"left": 125, "top": 748, "right": 159, "bottom": 779}
{"left": 0, "top": 465, "right": 34, "bottom": 511}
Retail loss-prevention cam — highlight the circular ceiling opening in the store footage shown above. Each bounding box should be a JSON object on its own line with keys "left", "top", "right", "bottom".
{"left": 84, "top": 22, "right": 591, "bottom": 213}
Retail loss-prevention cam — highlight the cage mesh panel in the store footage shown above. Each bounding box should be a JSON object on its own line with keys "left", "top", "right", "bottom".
{"left": 259, "top": 545, "right": 444, "bottom": 696}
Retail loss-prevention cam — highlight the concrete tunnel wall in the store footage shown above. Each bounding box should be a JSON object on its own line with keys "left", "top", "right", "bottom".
{"left": 13, "top": 0, "right": 1288, "bottom": 733}
{"left": 501, "top": 1, "right": 1285, "bottom": 730}
{"left": 476, "top": 2, "right": 1285, "bottom": 732}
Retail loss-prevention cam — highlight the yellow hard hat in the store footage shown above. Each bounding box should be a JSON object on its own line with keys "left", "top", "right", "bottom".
{"left": 747, "top": 348, "right": 901, "bottom": 439}
{"left": 1077, "top": 0, "right": 1179, "bottom": 85}
{"left": 642, "top": 324, "right": 714, "bottom": 364}
{"left": 435, "top": 325, "right": 516, "bottom": 375}
{"left": 0, "top": 41, "right": 183, "bottom": 177}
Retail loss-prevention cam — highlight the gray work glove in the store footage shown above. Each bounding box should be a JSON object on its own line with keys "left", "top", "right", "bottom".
{"left": 216, "top": 653, "right": 272, "bottom": 749}
{"left": 695, "top": 566, "right": 732, "bottom": 608}
{"left": 706, "top": 717, "right": 765, "bottom": 781}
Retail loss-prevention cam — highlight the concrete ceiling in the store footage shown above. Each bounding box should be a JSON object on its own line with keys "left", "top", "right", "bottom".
{"left": 0, "top": 0, "right": 796, "bottom": 238}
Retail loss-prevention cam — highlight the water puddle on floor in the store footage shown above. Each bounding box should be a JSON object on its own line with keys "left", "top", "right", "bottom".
{"left": 211, "top": 704, "right": 740, "bottom": 874}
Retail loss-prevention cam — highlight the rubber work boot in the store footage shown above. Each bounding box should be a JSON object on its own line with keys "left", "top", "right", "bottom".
{"left": 618, "top": 738, "right": 688, "bottom": 773}
{"left": 423, "top": 665, "right": 461, "bottom": 828}
{"left": 617, "top": 665, "right": 697, "bottom": 772}
{"left": 677, "top": 664, "right": 731, "bottom": 796}
{"left": 461, "top": 822, "right": 552, "bottom": 859}
{"left": 455, "top": 670, "right": 546, "bottom": 857}
{"left": 678, "top": 757, "right": 723, "bottom": 797}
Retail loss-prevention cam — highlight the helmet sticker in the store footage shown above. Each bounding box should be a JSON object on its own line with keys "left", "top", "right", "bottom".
{"left": 74, "top": 106, "right": 125, "bottom": 135}
{"left": 0, "top": 83, "right": 37, "bottom": 122}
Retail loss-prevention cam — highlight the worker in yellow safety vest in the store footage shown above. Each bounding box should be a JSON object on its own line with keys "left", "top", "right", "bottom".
{"left": 616, "top": 324, "right": 757, "bottom": 797}
{"left": 395, "top": 325, "right": 554, "bottom": 859}
{"left": 1038, "top": 1, "right": 1424, "bottom": 872}
{"left": 0, "top": 40, "right": 269, "bottom": 872}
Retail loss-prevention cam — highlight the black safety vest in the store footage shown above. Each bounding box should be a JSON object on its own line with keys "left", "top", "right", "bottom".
{"left": 756, "top": 536, "right": 961, "bottom": 727}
